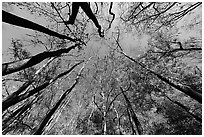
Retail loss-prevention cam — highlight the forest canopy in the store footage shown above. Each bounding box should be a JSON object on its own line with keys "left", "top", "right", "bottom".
{"left": 2, "top": 2, "right": 202, "bottom": 135}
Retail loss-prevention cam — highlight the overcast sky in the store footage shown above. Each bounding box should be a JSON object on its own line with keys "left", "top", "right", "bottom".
{"left": 1, "top": 2, "right": 202, "bottom": 68}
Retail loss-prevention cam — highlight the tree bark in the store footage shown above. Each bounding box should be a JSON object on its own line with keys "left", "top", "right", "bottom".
{"left": 2, "top": 100, "right": 32, "bottom": 132}
{"left": 122, "top": 52, "right": 202, "bottom": 104}
{"left": 2, "top": 44, "right": 78, "bottom": 76}
{"left": 2, "top": 61, "right": 82, "bottom": 111}
{"left": 120, "top": 87, "right": 142, "bottom": 135}
{"left": 152, "top": 71, "right": 202, "bottom": 103}
{"left": 34, "top": 80, "right": 78, "bottom": 135}
{"left": 33, "top": 59, "right": 87, "bottom": 135}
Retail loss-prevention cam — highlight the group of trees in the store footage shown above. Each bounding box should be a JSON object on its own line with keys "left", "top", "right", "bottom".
{"left": 2, "top": 2, "right": 202, "bottom": 135}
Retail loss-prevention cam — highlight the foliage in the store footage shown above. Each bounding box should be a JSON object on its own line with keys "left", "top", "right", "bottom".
{"left": 2, "top": 2, "right": 202, "bottom": 135}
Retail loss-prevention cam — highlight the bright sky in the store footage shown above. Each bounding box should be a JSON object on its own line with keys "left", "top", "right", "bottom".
{"left": 2, "top": 3, "right": 50, "bottom": 63}
{"left": 0, "top": 1, "right": 202, "bottom": 134}
{"left": 2, "top": 2, "right": 150, "bottom": 63}
{"left": 1, "top": 2, "right": 202, "bottom": 66}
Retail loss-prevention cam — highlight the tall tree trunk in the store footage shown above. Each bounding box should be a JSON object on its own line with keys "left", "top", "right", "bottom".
{"left": 152, "top": 70, "right": 202, "bottom": 103}
{"left": 34, "top": 79, "right": 78, "bottom": 134}
{"left": 2, "top": 100, "right": 33, "bottom": 133}
{"left": 2, "top": 61, "right": 83, "bottom": 111}
{"left": 122, "top": 52, "right": 202, "bottom": 104}
{"left": 166, "top": 95, "right": 202, "bottom": 123}
{"left": 2, "top": 10, "right": 76, "bottom": 42}
{"left": 121, "top": 87, "right": 142, "bottom": 135}
{"left": 2, "top": 44, "right": 78, "bottom": 76}
{"left": 101, "top": 91, "right": 107, "bottom": 135}
{"left": 34, "top": 58, "right": 88, "bottom": 135}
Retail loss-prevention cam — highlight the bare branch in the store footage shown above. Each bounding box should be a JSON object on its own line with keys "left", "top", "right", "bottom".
{"left": 50, "top": 2, "right": 71, "bottom": 32}
{"left": 107, "top": 2, "right": 115, "bottom": 30}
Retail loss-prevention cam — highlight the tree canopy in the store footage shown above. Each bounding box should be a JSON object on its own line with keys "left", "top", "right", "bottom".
{"left": 2, "top": 2, "right": 202, "bottom": 135}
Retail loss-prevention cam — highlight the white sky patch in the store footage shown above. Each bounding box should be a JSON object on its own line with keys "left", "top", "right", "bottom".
{"left": 0, "top": 1, "right": 202, "bottom": 136}
{"left": 121, "top": 33, "right": 150, "bottom": 58}
{"left": 1, "top": 2, "right": 202, "bottom": 64}
{"left": 176, "top": 5, "right": 202, "bottom": 42}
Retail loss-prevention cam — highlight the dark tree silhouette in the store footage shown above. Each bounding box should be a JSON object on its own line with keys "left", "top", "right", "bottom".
{"left": 2, "top": 2, "right": 202, "bottom": 135}
{"left": 2, "top": 10, "right": 76, "bottom": 41}
{"left": 64, "top": 2, "right": 104, "bottom": 37}
{"left": 3, "top": 61, "right": 83, "bottom": 111}
{"left": 120, "top": 51, "right": 202, "bottom": 104}
{"left": 2, "top": 44, "right": 78, "bottom": 76}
